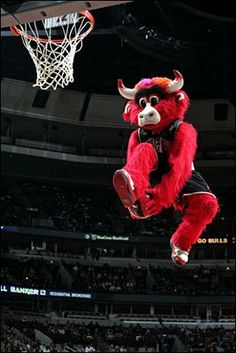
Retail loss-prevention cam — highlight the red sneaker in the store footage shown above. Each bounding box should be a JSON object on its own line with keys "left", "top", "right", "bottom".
{"left": 113, "top": 169, "right": 137, "bottom": 208}
{"left": 170, "top": 240, "right": 189, "bottom": 266}
{"left": 113, "top": 170, "right": 153, "bottom": 220}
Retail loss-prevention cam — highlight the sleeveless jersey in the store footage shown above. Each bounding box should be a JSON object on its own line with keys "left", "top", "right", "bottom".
{"left": 138, "top": 119, "right": 182, "bottom": 185}
{"left": 138, "top": 120, "right": 215, "bottom": 197}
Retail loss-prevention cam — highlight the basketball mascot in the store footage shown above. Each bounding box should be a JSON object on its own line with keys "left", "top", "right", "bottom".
{"left": 113, "top": 70, "right": 219, "bottom": 266}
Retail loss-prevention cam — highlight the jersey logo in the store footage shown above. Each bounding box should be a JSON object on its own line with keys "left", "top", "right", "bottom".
{"left": 148, "top": 137, "right": 170, "bottom": 153}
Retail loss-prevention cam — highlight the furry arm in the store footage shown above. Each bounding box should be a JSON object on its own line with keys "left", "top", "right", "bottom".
{"left": 146, "top": 122, "right": 197, "bottom": 213}
{"left": 126, "top": 130, "right": 140, "bottom": 161}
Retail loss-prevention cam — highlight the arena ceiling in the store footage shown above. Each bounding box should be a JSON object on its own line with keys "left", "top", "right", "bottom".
{"left": 1, "top": 1, "right": 235, "bottom": 104}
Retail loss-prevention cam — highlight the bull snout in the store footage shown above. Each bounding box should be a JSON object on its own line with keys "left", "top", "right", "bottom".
{"left": 138, "top": 103, "right": 161, "bottom": 127}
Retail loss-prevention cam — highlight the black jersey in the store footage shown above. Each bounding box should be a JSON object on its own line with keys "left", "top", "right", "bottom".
{"left": 138, "top": 119, "right": 182, "bottom": 185}
{"left": 138, "top": 120, "right": 215, "bottom": 197}
{"left": 138, "top": 119, "right": 182, "bottom": 150}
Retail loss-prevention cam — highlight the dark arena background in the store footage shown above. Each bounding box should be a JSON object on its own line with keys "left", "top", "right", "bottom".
{"left": 1, "top": 1, "right": 235, "bottom": 352}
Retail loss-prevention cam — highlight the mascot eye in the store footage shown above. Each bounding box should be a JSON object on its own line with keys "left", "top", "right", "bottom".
{"left": 150, "top": 96, "right": 159, "bottom": 106}
{"left": 139, "top": 97, "right": 147, "bottom": 108}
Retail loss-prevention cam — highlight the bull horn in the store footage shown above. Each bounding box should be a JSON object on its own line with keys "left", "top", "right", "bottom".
{"left": 166, "top": 70, "right": 184, "bottom": 93}
{"left": 118, "top": 79, "right": 136, "bottom": 100}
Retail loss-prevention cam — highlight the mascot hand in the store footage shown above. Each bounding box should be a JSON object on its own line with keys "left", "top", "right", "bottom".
{"left": 144, "top": 188, "right": 162, "bottom": 215}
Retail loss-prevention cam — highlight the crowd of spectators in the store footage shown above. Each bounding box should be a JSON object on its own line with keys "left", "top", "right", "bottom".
{"left": 1, "top": 320, "right": 54, "bottom": 352}
{"left": 10, "top": 319, "right": 98, "bottom": 351}
{"left": 1, "top": 183, "right": 115, "bottom": 234}
{"left": 1, "top": 257, "right": 61, "bottom": 290}
{"left": 1, "top": 256, "right": 234, "bottom": 295}
{"left": 2, "top": 181, "right": 234, "bottom": 237}
{"left": 99, "top": 323, "right": 176, "bottom": 351}
{"left": 64, "top": 262, "right": 137, "bottom": 294}
{"left": 1, "top": 185, "right": 29, "bottom": 227}
{"left": 1, "top": 318, "right": 235, "bottom": 352}
{"left": 180, "top": 326, "right": 235, "bottom": 352}
{"left": 1, "top": 319, "right": 176, "bottom": 352}
{"left": 1, "top": 318, "right": 99, "bottom": 352}
{"left": 150, "top": 265, "right": 234, "bottom": 295}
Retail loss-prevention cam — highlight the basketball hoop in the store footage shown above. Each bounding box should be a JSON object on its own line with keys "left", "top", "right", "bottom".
{"left": 10, "top": 11, "right": 94, "bottom": 90}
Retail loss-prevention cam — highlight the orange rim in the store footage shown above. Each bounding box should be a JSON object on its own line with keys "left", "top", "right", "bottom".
{"left": 9, "top": 10, "right": 95, "bottom": 43}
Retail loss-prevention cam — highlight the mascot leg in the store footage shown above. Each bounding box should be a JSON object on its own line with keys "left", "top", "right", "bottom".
{"left": 113, "top": 142, "right": 158, "bottom": 219}
{"left": 170, "top": 193, "right": 219, "bottom": 266}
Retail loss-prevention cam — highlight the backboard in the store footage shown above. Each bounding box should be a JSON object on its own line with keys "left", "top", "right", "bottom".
{"left": 1, "top": 1, "right": 132, "bottom": 28}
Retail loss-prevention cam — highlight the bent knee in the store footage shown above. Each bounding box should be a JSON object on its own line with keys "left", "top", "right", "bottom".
{"left": 201, "top": 195, "right": 219, "bottom": 221}
{"left": 196, "top": 194, "right": 219, "bottom": 223}
{"left": 186, "top": 194, "right": 219, "bottom": 222}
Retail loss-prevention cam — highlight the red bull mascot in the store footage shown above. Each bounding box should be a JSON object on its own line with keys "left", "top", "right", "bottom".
{"left": 113, "top": 70, "right": 219, "bottom": 266}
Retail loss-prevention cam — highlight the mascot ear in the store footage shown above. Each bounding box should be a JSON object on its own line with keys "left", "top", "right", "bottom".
{"left": 122, "top": 102, "right": 132, "bottom": 122}
{"left": 175, "top": 91, "right": 189, "bottom": 106}
{"left": 176, "top": 92, "right": 185, "bottom": 101}
{"left": 174, "top": 90, "right": 190, "bottom": 116}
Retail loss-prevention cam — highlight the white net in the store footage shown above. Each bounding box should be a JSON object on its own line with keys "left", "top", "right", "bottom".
{"left": 13, "top": 12, "right": 94, "bottom": 90}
